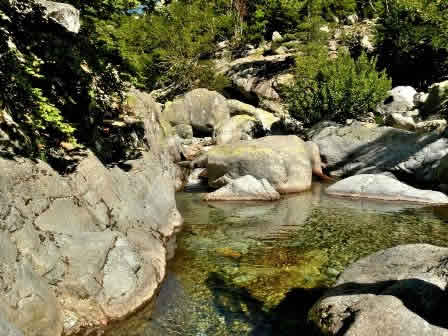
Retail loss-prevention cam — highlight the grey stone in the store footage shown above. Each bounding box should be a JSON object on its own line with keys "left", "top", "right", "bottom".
{"left": 206, "top": 136, "right": 327, "bottom": 193}
{"left": 227, "top": 99, "right": 279, "bottom": 130}
{"left": 327, "top": 174, "right": 448, "bottom": 204}
{"left": 310, "top": 244, "right": 448, "bottom": 336}
{"left": 37, "top": 0, "right": 80, "bottom": 33}
{"left": 204, "top": 175, "right": 281, "bottom": 201}
{"left": 214, "top": 115, "right": 261, "bottom": 145}
{"left": 174, "top": 124, "right": 193, "bottom": 139}
{"left": 378, "top": 86, "right": 418, "bottom": 116}
{"left": 163, "top": 89, "right": 230, "bottom": 134}
{"left": 311, "top": 122, "right": 448, "bottom": 184}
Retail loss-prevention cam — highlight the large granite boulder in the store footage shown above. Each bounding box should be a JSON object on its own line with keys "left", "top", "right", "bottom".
{"left": 163, "top": 89, "right": 230, "bottom": 135}
{"left": 0, "top": 86, "right": 183, "bottom": 335}
{"left": 310, "top": 244, "right": 448, "bottom": 336}
{"left": 227, "top": 99, "right": 279, "bottom": 130}
{"left": 421, "top": 80, "right": 448, "bottom": 117}
{"left": 218, "top": 54, "right": 295, "bottom": 102}
{"left": 326, "top": 174, "right": 448, "bottom": 204}
{"left": 203, "top": 175, "right": 280, "bottom": 201}
{"left": 377, "top": 86, "right": 418, "bottom": 115}
{"left": 214, "top": 115, "right": 262, "bottom": 145}
{"left": 310, "top": 122, "right": 448, "bottom": 184}
{"left": 206, "top": 135, "right": 326, "bottom": 193}
{"left": 37, "top": 0, "right": 80, "bottom": 33}
{"left": 0, "top": 150, "right": 182, "bottom": 336}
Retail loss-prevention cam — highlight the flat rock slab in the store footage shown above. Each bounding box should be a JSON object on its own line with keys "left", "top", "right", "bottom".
{"left": 204, "top": 175, "right": 280, "bottom": 201}
{"left": 327, "top": 174, "right": 448, "bottom": 204}
{"left": 310, "top": 244, "right": 448, "bottom": 336}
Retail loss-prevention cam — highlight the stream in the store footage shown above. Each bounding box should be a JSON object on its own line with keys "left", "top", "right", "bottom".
{"left": 106, "top": 182, "right": 448, "bottom": 336}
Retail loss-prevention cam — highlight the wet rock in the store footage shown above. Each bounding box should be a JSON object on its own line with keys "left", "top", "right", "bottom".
{"left": 163, "top": 89, "right": 230, "bottom": 135}
{"left": 327, "top": 174, "right": 448, "bottom": 204}
{"left": 310, "top": 244, "right": 448, "bottom": 336}
{"left": 204, "top": 175, "right": 280, "bottom": 201}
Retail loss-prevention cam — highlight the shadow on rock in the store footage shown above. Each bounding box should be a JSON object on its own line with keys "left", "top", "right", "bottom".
{"left": 314, "top": 278, "right": 448, "bottom": 333}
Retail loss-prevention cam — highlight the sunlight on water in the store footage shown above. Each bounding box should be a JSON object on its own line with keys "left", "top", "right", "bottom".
{"left": 106, "top": 183, "right": 448, "bottom": 336}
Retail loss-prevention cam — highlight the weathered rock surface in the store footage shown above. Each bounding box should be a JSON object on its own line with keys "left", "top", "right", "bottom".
{"left": 37, "top": 0, "right": 81, "bottom": 33}
{"left": 0, "top": 150, "right": 182, "bottom": 336}
{"left": 163, "top": 89, "right": 230, "bottom": 134}
{"left": 311, "top": 122, "right": 448, "bottom": 184}
{"left": 421, "top": 80, "right": 448, "bottom": 117}
{"left": 219, "top": 54, "right": 295, "bottom": 101}
{"left": 0, "top": 88, "right": 183, "bottom": 335}
{"left": 227, "top": 99, "right": 279, "bottom": 130}
{"left": 327, "top": 174, "right": 448, "bottom": 204}
{"left": 214, "top": 115, "right": 261, "bottom": 145}
{"left": 203, "top": 175, "right": 280, "bottom": 201}
{"left": 310, "top": 244, "right": 448, "bottom": 336}
{"left": 206, "top": 135, "right": 325, "bottom": 193}
{"left": 377, "top": 86, "right": 418, "bottom": 115}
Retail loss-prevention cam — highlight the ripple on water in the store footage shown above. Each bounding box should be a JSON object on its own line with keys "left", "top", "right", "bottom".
{"left": 105, "top": 183, "right": 448, "bottom": 336}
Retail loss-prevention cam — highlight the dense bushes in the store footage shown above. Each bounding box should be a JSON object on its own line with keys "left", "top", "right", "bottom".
{"left": 96, "top": 0, "right": 235, "bottom": 97}
{"left": 376, "top": 0, "right": 448, "bottom": 89}
{"left": 284, "top": 47, "right": 391, "bottom": 126}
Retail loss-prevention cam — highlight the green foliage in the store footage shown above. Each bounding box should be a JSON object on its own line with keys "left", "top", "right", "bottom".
{"left": 0, "top": 0, "right": 127, "bottom": 157}
{"left": 285, "top": 47, "right": 391, "bottom": 126}
{"left": 244, "top": 0, "right": 357, "bottom": 43}
{"left": 376, "top": 0, "right": 448, "bottom": 89}
{"left": 96, "top": 0, "right": 235, "bottom": 96}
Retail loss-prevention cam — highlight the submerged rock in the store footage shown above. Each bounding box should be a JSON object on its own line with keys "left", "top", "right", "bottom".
{"left": 204, "top": 175, "right": 280, "bottom": 201}
{"left": 310, "top": 244, "right": 448, "bottom": 336}
{"left": 327, "top": 174, "right": 448, "bottom": 204}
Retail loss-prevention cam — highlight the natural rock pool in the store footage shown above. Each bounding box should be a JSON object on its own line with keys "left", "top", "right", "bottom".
{"left": 106, "top": 183, "right": 448, "bottom": 336}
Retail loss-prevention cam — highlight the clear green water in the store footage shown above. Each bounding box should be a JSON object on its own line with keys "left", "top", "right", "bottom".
{"left": 106, "top": 183, "right": 448, "bottom": 336}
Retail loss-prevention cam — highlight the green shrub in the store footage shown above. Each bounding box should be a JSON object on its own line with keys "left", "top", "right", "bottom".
{"left": 284, "top": 47, "right": 391, "bottom": 126}
{"left": 376, "top": 0, "right": 448, "bottom": 89}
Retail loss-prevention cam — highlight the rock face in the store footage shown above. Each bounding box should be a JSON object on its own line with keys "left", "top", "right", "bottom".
{"left": 327, "top": 174, "right": 448, "bottom": 204}
{"left": 163, "top": 89, "right": 230, "bottom": 135}
{"left": 219, "top": 54, "right": 295, "bottom": 102}
{"left": 0, "top": 88, "right": 183, "bottom": 335}
{"left": 227, "top": 99, "right": 279, "bottom": 130}
{"left": 377, "top": 86, "right": 418, "bottom": 115}
{"left": 214, "top": 115, "right": 261, "bottom": 145}
{"left": 206, "top": 135, "right": 325, "bottom": 193}
{"left": 310, "top": 244, "right": 448, "bottom": 336}
{"left": 311, "top": 122, "right": 448, "bottom": 184}
{"left": 421, "top": 80, "right": 448, "bottom": 116}
{"left": 203, "top": 175, "right": 280, "bottom": 201}
{"left": 37, "top": 0, "right": 81, "bottom": 33}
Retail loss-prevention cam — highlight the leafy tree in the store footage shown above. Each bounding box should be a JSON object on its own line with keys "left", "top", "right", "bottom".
{"left": 376, "top": 0, "right": 448, "bottom": 89}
